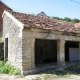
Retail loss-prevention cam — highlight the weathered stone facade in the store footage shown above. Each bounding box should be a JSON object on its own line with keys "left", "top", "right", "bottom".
{"left": 3, "top": 14, "right": 23, "bottom": 71}
{"left": 21, "top": 28, "right": 80, "bottom": 74}
{"left": 3, "top": 10, "right": 80, "bottom": 75}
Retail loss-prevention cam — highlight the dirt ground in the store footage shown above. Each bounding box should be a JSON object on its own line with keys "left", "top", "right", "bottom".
{"left": 0, "top": 74, "right": 80, "bottom": 80}
{"left": 0, "top": 62, "right": 80, "bottom": 80}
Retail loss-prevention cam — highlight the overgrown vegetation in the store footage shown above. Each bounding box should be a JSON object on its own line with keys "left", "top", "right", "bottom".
{"left": 0, "top": 61, "right": 21, "bottom": 75}
{"left": 51, "top": 16, "right": 80, "bottom": 23}
{"left": 0, "top": 38, "right": 2, "bottom": 42}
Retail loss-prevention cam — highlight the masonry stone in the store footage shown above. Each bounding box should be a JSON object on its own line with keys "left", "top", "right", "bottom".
{"left": 57, "top": 40, "right": 65, "bottom": 65}
{"left": 3, "top": 14, "right": 23, "bottom": 70}
{"left": 3, "top": 13, "right": 80, "bottom": 75}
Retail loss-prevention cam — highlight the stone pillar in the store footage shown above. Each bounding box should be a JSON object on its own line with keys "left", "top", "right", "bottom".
{"left": 79, "top": 42, "right": 80, "bottom": 62}
{"left": 31, "top": 38, "right": 35, "bottom": 68}
{"left": 22, "top": 37, "right": 35, "bottom": 73}
{"left": 57, "top": 40, "right": 65, "bottom": 65}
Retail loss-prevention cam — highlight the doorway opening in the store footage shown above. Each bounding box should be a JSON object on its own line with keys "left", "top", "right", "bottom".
{"left": 4, "top": 38, "right": 8, "bottom": 60}
{"left": 35, "top": 39, "right": 57, "bottom": 65}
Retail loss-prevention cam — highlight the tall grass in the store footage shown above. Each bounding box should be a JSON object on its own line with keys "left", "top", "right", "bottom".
{"left": 0, "top": 38, "right": 2, "bottom": 42}
{"left": 0, "top": 61, "right": 21, "bottom": 75}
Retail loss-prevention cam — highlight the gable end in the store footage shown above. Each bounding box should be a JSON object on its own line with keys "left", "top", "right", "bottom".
{"left": 2, "top": 10, "right": 24, "bottom": 29}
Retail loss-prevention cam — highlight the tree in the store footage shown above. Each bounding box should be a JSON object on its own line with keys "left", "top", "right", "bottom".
{"left": 50, "top": 16, "right": 80, "bottom": 23}
{"left": 64, "top": 17, "right": 71, "bottom": 22}
{"left": 52, "top": 17, "right": 63, "bottom": 20}
{"left": 71, "top": 18, "right": 80, "bottom": 23}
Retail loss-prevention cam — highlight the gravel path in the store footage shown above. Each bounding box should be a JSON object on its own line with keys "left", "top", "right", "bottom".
{"left": 0, "top": 74, "right": 26, "bottom": 80}
{"left": 0, "top": 74, "right": 80, "bottom": 80}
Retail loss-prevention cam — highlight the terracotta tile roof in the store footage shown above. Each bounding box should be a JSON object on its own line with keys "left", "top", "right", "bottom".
{"left": 7, "top": 10, "right": 80, "bottom": 34}
{"left": 75, "top": 23, "right": 80, "bottom": 28}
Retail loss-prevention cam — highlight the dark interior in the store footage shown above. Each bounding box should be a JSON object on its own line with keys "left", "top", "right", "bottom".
{"left": 65, "top": 41, "right": 79, "bottom": 61}
{"left": 35, "top": 40, "right": 79, "bottom": 65}
{"left": 35, "top": 39, "right": 57, "bottom": 64}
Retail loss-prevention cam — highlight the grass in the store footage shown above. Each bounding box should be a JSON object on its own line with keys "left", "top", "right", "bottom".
{"left": 0, "top": 60, "right": 79, "bottom": 80}
{"left": 0, "top": 38, "right": 2, "bottom": 42}
{"left": 0, "top": 61, "right": 21, "bottom": 75}
{"left": 40, "top": 70, "right": 73, "bottom": 80}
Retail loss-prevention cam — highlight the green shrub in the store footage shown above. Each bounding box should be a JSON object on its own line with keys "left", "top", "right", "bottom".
{"left": 0, "top": 61, "right": 21, "bottom": 75}
{"left": 0, "top": 38, "right": 2, "bottom": 42}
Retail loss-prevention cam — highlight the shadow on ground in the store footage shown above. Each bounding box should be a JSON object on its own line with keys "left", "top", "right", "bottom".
{"left": 34, "top": 62, "right": 80, "bottom": 77}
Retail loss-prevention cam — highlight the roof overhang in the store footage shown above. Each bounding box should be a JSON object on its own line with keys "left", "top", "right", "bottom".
{"left": 2, "top": 10, "right": 24, "bottom": 29}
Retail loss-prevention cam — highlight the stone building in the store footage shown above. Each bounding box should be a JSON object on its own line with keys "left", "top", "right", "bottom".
{"left": 2, "top": 10, "right": 80, "bottom": 74}
{"left": 0, "top": 0, "right": 12, "bottom": 37}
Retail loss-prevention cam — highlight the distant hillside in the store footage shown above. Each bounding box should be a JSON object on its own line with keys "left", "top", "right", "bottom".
{"left": 50, "top": 17, "right": 80, "bottom": 23}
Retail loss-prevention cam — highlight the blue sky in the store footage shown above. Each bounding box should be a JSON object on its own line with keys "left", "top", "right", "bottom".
{"left": 2, "top": 0, "right": 80, "bottom": 19}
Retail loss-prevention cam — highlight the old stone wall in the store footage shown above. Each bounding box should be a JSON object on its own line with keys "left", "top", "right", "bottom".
{"left": 22, "top": 28, "right": 80, "bottom": 42}
{"left": 20, "top": 29, "right": 36, "bottom": 74}
{"left": 3, "top": 14, "right": 80, "bottom": 75}
{"left": 22, "top": 28, "right": 80, "bottom": 73}
{"left": 22, "top": 36, "right": 35, "bottom": 73}
{"left": 3, "top": 14, "right": 23, "bottom": 70}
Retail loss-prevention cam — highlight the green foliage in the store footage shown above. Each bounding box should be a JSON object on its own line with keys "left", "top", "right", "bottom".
{"left": 51, "top": 16, "right": 80, "bottom": 23}
{"left": 64, "top": 17, "right": 71, "bottom": 22}
{"left": 71, "top": 18, "right": 80, "bottom": 23}
{"left": 0, "top": 38, "right": 2, "bottom": 42}
{"left": 52, "top": 17, "right": 63, "bottom": 20}
{"left": 0, "top": 61, "right": 21, "bottom": 75}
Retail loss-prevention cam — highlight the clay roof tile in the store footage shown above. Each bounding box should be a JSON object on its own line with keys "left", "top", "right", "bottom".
{"left": 6, "top": 10, "right": 80, "bottom": 34}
